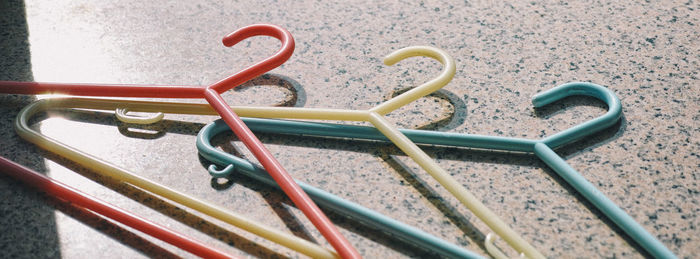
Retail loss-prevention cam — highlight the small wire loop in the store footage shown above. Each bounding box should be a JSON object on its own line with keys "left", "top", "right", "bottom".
{"left": 207, "top": 164, "right": 235, "bottom": 178}
{"left": 115, "top": 108, "right": 164, "bottom": 124}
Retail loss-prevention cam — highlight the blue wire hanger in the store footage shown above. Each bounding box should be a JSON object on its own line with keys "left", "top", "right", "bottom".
{"left": 196, "top": 82, "right": 675, "bottom": 259}
{"left": 197, "top": 120, "right": 486, "bottom": 258}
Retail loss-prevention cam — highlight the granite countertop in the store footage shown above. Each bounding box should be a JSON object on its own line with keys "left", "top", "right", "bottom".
{"left": 1, "top": 0, "right": 697, "bottom": 258}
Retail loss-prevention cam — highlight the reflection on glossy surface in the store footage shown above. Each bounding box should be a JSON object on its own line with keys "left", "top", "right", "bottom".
{"left": 26, "top": 2, "right": 118, "bottom": 83}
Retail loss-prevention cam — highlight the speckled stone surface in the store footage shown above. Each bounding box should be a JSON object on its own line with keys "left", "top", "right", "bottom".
{"left": 1, "top": 1, "right": 698, "bottom": 258}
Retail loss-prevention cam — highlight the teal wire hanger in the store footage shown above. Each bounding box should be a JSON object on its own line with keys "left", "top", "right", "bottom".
{"left": 196, "top": 82, "right": 675, "bottom": 259}
{"left": 197, "top": 122, "right": 484, "bottom": 259}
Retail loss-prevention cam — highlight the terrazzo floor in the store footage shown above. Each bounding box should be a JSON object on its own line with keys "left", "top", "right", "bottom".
{"left": 1, "top": 1, "right": 698, "bottom": 258}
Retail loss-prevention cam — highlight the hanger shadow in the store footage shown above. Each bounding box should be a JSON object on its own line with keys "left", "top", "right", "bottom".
{"left": 533, "top": 94, "right": 627, "bottom": 157}
{"left": 41, "top": 194, "right": 181, "bottom": 258}
{"left": 386, "top": 87, "right": 467, "bottom": 131}
{"left": 233, "top": 73, "right": 308, "bottom": 108}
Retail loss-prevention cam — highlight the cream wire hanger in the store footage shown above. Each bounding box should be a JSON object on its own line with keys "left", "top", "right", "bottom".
{"left": 15, "top": 98, "right": 339, "bottom": 259}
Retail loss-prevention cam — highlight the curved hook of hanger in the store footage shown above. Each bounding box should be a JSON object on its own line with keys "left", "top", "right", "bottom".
{"left": 532, "top": 82, "right": 622, "bottom": 149}
{"left": 207, "top": 164, "right": 235, "bottom": 178}
{"left": 370, "top": 46, "right": 456, "bottom": 116}
{"left": 115, "top": 108, "right": 165, "bottom": 124}
{"left": 208, "top": 24, "right": 295, "bottom": 94}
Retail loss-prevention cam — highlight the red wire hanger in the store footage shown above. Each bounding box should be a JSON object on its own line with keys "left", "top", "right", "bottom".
{"left": 0, "top": 24, "right": 360, "bottom": 258}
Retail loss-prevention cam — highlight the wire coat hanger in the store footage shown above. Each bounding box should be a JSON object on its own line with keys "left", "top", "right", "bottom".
{"left": 0, "top": 156, "right": 235, "bottom": 258}
{"left": 215, "top": 82, "right": 676, "bottom": 259}
{"left": 14, "top": 98, "right": 339, "bottom": 259}
{"left": 0, "top": 24, "right": 359, "bottom": 258}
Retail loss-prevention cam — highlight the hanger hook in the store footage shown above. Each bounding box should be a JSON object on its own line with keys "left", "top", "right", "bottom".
{"left": 370, "top": 46, "right": 456, "bottom": 115}
{"left": 208, "top": 24, "right": 295, "bottom": 93}
{"left": 208, "top": 164, "right": 235, "bottom": 178}
{"left": 115, "top": 108, "right": 165, "bottom": 124}
{"left": 533, "top": 82, "right": 622, "bottom": 148}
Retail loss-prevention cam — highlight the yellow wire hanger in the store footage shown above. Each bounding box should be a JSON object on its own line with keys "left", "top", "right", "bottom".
{"left": 15, "top": 98, "right": 339, "bottom": 259}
